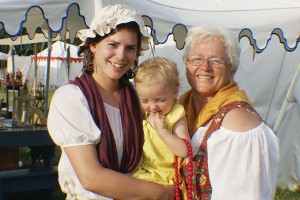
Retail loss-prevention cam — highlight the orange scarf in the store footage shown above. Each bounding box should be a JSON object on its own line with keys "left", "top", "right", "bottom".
{"left": 179, "top": 81, "right": 252, "bottom": 134}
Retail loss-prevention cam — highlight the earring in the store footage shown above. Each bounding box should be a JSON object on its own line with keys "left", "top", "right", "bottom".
{"left": 86, "top": 59, "right": 94, "bottom": 72}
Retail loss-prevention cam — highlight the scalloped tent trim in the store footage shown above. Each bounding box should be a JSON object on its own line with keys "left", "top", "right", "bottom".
{"left": 1, "top": 0, "right": 300, "bottom": 52}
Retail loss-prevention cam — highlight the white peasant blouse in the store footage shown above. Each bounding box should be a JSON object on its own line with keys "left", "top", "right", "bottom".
{"left": 191, "top": 123, "right": 279, "bottom": 200}
{"left": 47, "top": 84, "right": 123, "bottom": 200}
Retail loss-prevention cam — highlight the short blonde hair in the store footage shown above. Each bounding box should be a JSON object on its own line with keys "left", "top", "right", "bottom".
{"left": 134, "top": 57, "right": 179, "bottom": 91}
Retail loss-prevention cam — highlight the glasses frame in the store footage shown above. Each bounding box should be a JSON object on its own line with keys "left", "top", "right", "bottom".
{"left": 187, "top": 57, "right": 228, "bottom": 69}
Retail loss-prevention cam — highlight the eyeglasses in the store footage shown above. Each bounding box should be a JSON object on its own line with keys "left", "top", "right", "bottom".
{"left": 187, "top": 57, "right": 227, "bottom": 69}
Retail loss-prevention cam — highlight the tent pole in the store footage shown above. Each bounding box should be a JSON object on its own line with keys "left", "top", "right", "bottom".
{"left": 10, "top": 46, "right": 15, "bottom": 117}
{"left": 44, "top": 28, "right": 52, "bottom": 119}
{"left": 67, "top": 46, "right": 70, "bottom": 82}
{"left": 34, "top": 43, "right": 37, "bottom": 96}
{"left": 273, "top": 63, "right": 300, "bottom": 133}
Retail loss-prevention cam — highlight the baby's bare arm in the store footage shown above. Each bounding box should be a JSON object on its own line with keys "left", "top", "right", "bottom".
{"left": 154, "top": 113, "right": 190, "bottom": 158}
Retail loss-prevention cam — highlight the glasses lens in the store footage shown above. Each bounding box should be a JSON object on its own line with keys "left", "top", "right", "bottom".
{"left": 192, "top": 59, "right": 204, "bottom": 66}
{"left": 188, "top": 57, "right": 226, "bottom": 68}
{"left": 210, "top": 58, "right": 226, "bottom": 68}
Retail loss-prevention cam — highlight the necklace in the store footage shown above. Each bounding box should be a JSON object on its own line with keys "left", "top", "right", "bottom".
{"left": 175, "top": 138, "right": 193, "bottom": 200}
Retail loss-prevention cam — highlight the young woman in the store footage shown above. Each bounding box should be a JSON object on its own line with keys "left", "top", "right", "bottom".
{"left": 47, "top": 4, "right": 174, "bottom": 200}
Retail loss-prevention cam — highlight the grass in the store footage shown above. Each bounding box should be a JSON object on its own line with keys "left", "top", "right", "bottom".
{"left": 275, "top": 186, "right": 300, "bottom": 200}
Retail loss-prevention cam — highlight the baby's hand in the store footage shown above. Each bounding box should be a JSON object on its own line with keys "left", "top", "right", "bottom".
{"left": 153, "top": 112, "right": 167, "bottom": 132}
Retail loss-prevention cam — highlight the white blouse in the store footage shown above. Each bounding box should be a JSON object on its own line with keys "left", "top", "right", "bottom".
{"left": 191, "top": 123, "right": 279, "bottom": 200}
{"left": 47, "top": 84, "right": 123, "bottom": 200}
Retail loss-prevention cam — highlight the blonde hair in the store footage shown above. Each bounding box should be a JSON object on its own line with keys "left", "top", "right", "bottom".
{"left": 134, "top": 57, "right": 179, "bottom": 92}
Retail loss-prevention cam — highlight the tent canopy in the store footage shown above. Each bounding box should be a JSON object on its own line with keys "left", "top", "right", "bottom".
{"left": 118, "top": 0, "right": 300, "bottom": 51}
{"left": 1, "top": 0, "right": 300, "bottom": 51}
{"left": 0, "top": 0, "right": 91, "bottom": 43}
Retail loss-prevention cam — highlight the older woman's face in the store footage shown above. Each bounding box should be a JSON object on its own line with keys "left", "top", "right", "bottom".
{"left": 185, "top": 36, "right": 233, "bottom": 98}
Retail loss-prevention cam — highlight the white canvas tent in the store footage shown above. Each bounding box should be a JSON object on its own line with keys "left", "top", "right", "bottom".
{"left": 32, "top": 41, "right": 82, "bottom": 89}
{"left": 0, "top": 52, "right": 9, "bottom": 60}
{"left": 1, "top": 0, "right": 300, "bottom": 186}
{"left": 6, "top": 41, "right": 83, "bottom": 91}
{"left": 0, "top": 52, "right": 8, "bottom": 84}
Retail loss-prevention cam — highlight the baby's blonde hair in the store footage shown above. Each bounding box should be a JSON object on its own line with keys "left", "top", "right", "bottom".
{"left": 134, "top": 57, "right": 179, "bottom": 92}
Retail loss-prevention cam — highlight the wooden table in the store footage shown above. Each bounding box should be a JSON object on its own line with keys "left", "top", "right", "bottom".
{"left": 0, "top": 122, "right": 58, "bottom": 200}
{"left": 0, "top": 124, "right": 56, "bottom": 167}
{"left": 0, "top": 125, "right": 54, "bottom": 148}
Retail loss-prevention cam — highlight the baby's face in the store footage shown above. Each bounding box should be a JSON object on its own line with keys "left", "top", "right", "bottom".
{"left": 136, "top": 80, "right": 177, "bottom": 117}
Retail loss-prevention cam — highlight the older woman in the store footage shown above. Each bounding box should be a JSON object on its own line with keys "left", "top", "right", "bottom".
{"left": 179, "top": 26, "right": 279, "bottom": 200}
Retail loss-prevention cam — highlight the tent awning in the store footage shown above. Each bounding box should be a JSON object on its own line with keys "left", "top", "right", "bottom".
{"left": 1, "top": 0, "right": 300, "bottom": 51}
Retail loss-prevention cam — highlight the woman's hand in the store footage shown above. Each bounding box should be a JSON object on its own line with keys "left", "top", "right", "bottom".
{"left": 116, "top": 184, "right": 175, "bottom": 200}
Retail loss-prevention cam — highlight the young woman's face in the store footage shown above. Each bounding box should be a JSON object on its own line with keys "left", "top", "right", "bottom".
{"left": 136, "top": 80, "right": 178, "bottom": 117}
{"left": 90, "top": 29, "right": 139, "bottom": 81}
{"left": 185, "top": 36, "right": 233, "bottom": 98}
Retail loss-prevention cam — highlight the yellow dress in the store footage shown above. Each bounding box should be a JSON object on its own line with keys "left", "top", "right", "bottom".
{"left": 132, "top": 103, "right": 185, "bottom": 185}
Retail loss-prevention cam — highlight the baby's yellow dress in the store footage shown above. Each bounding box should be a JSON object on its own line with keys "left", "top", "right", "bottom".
{"left": 133, "top": 103, "right": 187, "bottom": 197}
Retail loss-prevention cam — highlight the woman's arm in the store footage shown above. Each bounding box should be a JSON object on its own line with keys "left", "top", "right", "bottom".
{"left": 64, "top": 144, "right": 175, "bottom": 200}
{"left": 221, "top": 107, "right": 261, "bottom": 131}
{"left": 154, "top": 113, "right": 190, "bottom": 158}
{"left": 208, "top": 107, "right": 279, "bottom": 200}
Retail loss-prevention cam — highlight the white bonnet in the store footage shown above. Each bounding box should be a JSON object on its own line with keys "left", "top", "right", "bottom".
{"left": 78, "top": 4, "right": 151, "bottom": 50}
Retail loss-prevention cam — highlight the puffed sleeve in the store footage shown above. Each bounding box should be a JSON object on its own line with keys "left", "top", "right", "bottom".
{"left": 165, "top": 103, "right": 185, "bottom": 130}
{"left": 208, "top": 123, "right": 279, "bottom": 200}
{"left": 47, "top": 84, "right": 101, "bottom": 147}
